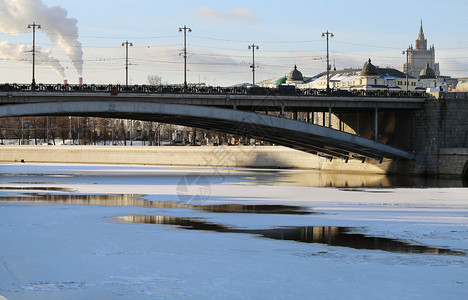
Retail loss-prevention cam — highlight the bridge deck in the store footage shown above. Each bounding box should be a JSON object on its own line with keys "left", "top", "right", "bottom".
{"left": 0, "top": 91, "right": 426, "bottom": 111}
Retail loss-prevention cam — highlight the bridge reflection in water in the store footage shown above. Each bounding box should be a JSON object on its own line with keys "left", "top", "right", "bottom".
{"left": 0, "top": 189, "right": 465, "bottom": 255}
{"left": 113, "top": 215, "right": 465, "bottom": 256}
{"left": 0, "top": 192, "right": 314, "bottom": 214}
{"left": 234, "top": 170, "right": 468, "bottom": 188}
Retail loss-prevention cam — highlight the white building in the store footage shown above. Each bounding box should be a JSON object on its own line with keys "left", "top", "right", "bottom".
{"left": 282, "top": 60, "right": 420, "bottom": 92}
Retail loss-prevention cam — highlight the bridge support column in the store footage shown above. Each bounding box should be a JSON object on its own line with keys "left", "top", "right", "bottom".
{"left": 374, "top": 108, "right": 379, "bottom": 141}
{"left": 157, "top": 123, "right": 161, "bottom": 146}
{"left": 339, "top": 113, "right": 342, "bottom": 131}
{"left": 169, "top": 124, "right": 172, "bottom": 145}
{"left": 192, "top": 128, "right": 197, "bottom": 146}
{"left": 293, "top": 111, "right": 298, "bottom": 120}
{"left": 328, "top": 107, "right": 332, "bottom": 128}
{"left": 280, "top": 106, "right": 285, "bottom": 118}
{"left": 356, "top": 109, "right": 360, "bottom": 136}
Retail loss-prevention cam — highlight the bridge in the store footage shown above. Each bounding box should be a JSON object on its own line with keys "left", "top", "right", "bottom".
{"left": 0, "top": 84, "right": 428, "bottom": 162}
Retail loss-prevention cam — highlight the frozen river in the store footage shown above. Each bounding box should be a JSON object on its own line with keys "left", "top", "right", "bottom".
{"left": 0, "top": 163, "right": 467, "bottom": 299}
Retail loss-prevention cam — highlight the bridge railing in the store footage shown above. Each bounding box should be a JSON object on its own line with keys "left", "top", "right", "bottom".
{"left": 0, "top": 83, "right": 427, "bottom": 98}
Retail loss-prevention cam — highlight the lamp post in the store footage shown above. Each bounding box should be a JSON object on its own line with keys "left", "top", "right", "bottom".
{"left": 321, "top": 30, "right": 334, "bottom": 95}
{"left": 122, "top": 40, "right": 133, "bottom": 86}
{"left": 402, "top": 50, "right": 409, "bottom": 92}
{"left": 28, "top": 22, "right": 41, "bottom": 91}
{"left": 178, "top": 25, "right": 192, "bottom": 91}
{"left": 248, "top": 44, "right": 259, "bottom": 86}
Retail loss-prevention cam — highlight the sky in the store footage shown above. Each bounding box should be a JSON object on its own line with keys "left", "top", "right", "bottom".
{"left": 0, "top": 0, "right": 467, "bottom": 86}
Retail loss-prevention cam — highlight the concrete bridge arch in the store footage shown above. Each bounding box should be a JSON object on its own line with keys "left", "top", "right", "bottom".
{"left": 0, "top": 101, "right": 414, "bottom": 161}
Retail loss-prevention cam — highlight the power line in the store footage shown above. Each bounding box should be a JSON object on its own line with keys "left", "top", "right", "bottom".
{"left": 37, "top": 31, "right": 181, "bottom": 40}
{"left": 333, "top": 40, "right": 404, "bottom": 50}
{"left": 190, "top": 35, "right": 323, "bottom": 44}
{"left": 4, "top": 29, "right": 468, "bottom": 50}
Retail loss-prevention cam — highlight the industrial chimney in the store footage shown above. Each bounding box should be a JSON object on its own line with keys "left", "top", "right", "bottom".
{"left": 78, "top": 77, "right": 83, "bottom": 86}
{"left": 63, "top": 79, "right": 68, "bottom": 85}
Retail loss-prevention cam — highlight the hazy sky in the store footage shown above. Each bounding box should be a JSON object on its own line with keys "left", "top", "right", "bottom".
{"left": 0, "top": 0, "right": 467, "bottom": 85}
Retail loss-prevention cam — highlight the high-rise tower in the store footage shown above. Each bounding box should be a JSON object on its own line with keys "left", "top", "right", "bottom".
{"left": 404, "top": 20, "right": 439, "bottom": 78}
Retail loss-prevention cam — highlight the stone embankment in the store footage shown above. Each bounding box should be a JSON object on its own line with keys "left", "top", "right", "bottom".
{"left": 1, "top": 145, "right": 467, "bottom": 178}
{"left": 0, "top": 145, "right": 400, "bottom": 174}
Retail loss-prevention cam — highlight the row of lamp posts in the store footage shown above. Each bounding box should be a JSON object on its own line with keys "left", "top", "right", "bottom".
{"left": 26, "top": 22, "right": 333, "bottom": 93}
{"left": 27, "top": 24, "right": 412, "bottom": 94}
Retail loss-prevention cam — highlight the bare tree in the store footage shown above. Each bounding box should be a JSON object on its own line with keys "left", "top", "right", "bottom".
{"left": 147, "top": 75, "right": 162, "bottom": 85}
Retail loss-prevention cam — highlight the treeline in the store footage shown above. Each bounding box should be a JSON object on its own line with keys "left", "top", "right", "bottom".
{"left": 0, "top": 116, "right": 259, "bottom": 146}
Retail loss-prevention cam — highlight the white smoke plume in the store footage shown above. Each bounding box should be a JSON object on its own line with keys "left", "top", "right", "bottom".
{"left": 0, "top": 0, "right": 83, "bottom": 76}
{"left": 0, "top": 40, "right": 66, "bottom": 78}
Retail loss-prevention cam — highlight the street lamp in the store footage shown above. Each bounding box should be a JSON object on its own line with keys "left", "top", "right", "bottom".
{"left": 179, "top": 25, "right": 192, "bottom": 91}
{"left": 402, "top": 50, "right": 409, "bottom": 92}
{"left": 28, "top": 22, "right": 41, "bottom": 91}
{"left": 321, "top": 30, "right": 334, "bottom": 95}
{"left": 122, "top": 40, "right": 133, "bottom": 86}
{"left": 248, "top": 44, "right": 259, "bottom": 86}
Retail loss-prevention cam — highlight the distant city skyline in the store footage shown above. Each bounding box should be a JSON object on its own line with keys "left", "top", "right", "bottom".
{"left": 0, "top": 0, "right": 467, "bottom": 86}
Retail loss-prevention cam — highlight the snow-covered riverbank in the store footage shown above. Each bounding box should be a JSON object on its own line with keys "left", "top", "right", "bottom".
{"left": 0, "top": 163, "right": 467, "bottom": 299}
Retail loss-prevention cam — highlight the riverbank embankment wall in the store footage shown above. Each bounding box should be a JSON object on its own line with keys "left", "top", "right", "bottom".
{"left": 1, "top": 145, "right": 404, "bottom": 174}
{"left": 1, "top": 145, "right": 467, "bottom": 178}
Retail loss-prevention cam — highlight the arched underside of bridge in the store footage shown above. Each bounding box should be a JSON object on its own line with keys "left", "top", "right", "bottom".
{"left": 0, "top": 101, "right": 414, "bottom": 161}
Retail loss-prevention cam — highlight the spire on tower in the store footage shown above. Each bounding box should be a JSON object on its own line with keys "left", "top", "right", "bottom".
{"left": 415, "top": 19, "right": 427, "bottom": 50}
{"left": 418, "top": 19, "right": 425, "bottom": 39}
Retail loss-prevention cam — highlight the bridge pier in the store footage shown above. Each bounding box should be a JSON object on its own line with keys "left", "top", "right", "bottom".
{"left": 409, "top": 98, "right": 468, "bottom": 177}
{"left": 438, "top": 148, "right": 468, "bottom": 179}
{"left": 325, "top": 97, "right": 468, "bottom": 179}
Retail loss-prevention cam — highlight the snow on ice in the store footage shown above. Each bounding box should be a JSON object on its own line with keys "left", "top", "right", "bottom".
{"left": 0, "top": 163, "right": 467, "bottom": 299}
